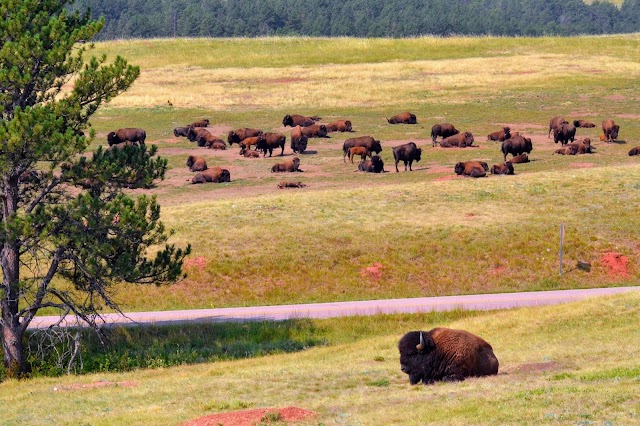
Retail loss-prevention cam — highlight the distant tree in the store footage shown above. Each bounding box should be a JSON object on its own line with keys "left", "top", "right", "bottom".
{"left": 0, "top": 0, "right": 190, "bottom": 378}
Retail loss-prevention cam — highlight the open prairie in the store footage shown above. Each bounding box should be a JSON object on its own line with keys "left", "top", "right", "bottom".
{"left": 71, "top": 35, "right": 640, "bottom": 312}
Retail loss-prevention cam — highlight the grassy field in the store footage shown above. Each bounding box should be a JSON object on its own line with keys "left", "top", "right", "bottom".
{"left": 63, "top": 35, "right": 640, "bottom": 312}
{"left": 2, "top": 291, "right": 640, "bottom": 424}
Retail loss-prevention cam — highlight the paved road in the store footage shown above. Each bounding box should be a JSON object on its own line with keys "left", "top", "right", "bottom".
{"left": 27, "top": 286, "right": 639, "bottom": 329}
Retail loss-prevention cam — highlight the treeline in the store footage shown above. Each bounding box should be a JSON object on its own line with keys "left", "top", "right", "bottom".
{"left": 73, "top": 0, "right": 640, "bottom": 39}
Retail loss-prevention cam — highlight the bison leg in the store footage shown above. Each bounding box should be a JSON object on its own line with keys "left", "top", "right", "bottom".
{"left": 395, "top": 160, "right": 399, "bottom": 173}
{"left": 408, "top": 160, "right": 413, "bottom": 171}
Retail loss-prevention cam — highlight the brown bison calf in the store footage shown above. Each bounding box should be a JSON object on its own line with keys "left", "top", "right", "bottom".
{"left": 573, "top": 120, "right": 595, "bottom": 128}
{"left": 358, "top": 155, "right": 384, "bottom": 173}
{"left": 240, "top": 136, "right": 263, "bottom": 151}
{"left": 399, "top": 328, "right": 499, "bottom": 384}
{"left": 348, "top": 146, "right": 370, "bottom": 163}
{"left": 487, "top": 127, "right": 511, "bottom": 142}
{"left": 282, "top": 114, "right": 320, "bottom": 127}
{"left": 227, "top": 128, "right": 263, "bottom": 146}
{"left": 107, "top": 128, "right": 146, "bottom": 146}
{"left": 490, "top": 162, "right": 514, "bottom": 175}
{"left": 186, "top": 155, "right": 208, "bottom": 172}
{"left": 191, "top": 167, "right": 230, "bottom": 184}
{"left": 387, "top": 112, "right": 417, "bottom": 124}
{"left": 326, "top": 120, "right": 353, "bottom": 132}
{"left": 342, "top": 136, "right": 382, "bottom": 163}
{"left": 629, "top": 146, "right": 640, "bottom": 156}
{"left": 602, "top": 119, "right": 620, "bottom": 143}
{"left": 440, "top": 132, "right": 474, "bottom": 148}
{"left": 240, "top": 146, "right": 260, "bottom": 158}
{"left": 271, "top": 157, "right": 302, "bottom": 172}
{"left": 454, "top": 161, "right": 488, "bottom": 178}
{"left": 431, "top": 123, "right": 459, "bottom": 146}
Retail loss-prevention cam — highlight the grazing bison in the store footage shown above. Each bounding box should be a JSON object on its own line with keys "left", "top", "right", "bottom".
{"left": 282, "top": 114, "right": 320, "bottom": 127}
{"left": 348, "top": 146, "right": 370, "bottom": 163}
{"left": 300, "top": 124, "right": 329, "bottom": 138}
{"left": 628, "top": 146, "right": 640, "bottom": 156}
{"left": 387, "top": 112, "right": 417, "bottom": 124}
{"left": 107, "top": 128, "right": 146, "bottom": 146}
{"left": 191, "top": 167, "right": 230, "bottom": 184}
{"left": 290, "top": 126, "right": 309, "bottom": 154}
{"left": 431, "top": 123, "right": 459, "bottom": 147}
{"left": 501, "top": 134, "right": 533, "bottom": 161}
{"left": 548, "top": 116, "right": 567, "bottom": 138}
{"left": 240, "top": 136, "right": 263, "bottom": 151}
{"left": 487, "top": 127, "right": 511, "bottom": 142}
{"left": 271, "top": 157, "right": 302, "bottom": 172}
{"left": 240, "top": 146, "right": 260, "bottom": 158}
{"left": 440, "top": 132, "right": 474, "bottom": 148}
{"left": 553, "top": 122, "right": 576, "bottom": 145}
{"left": 573, "top": 120, "right": 595, "bottom": 128}
{"left": 227, "top": 128, "right": 263, "bottom": 146}
{"left": 490, "top": 162, "right": 514, "bottom": 175}
{"left": 509, "top": 153, "right": 530, "bottom": 164}
{"left": 190, "top": 119, "right": 210, "bottom": 128}
{"left": 602, "top": 119, "right": 620, "bottom": 143}
{"left": 326, "top": 120, "right": 353, "bottom": 132}
{"left": 186, "top": 155, "right": 208, "bottom": 172}
{"left": 358, "top": 155, "right": 385, "bottom": 173}
{"left": 398, "top": 328, "right": 499, "bottom": 385}
{"left": 454, "top": 161, "right": 488, "bottom": 178}
{"left": 392, "top": 142, "right": 422, "bottom": 172}
{"left": 173, "top": 126, "right": 190, "bottom": 137}
{"left": 342, "top": 136, "right": 382, "bottom": 163}
{"left": 257, "top": 132, "right": 286, "bottom": 157}
{"left": 554, "top": 146, "right": 577, "bottom": 155}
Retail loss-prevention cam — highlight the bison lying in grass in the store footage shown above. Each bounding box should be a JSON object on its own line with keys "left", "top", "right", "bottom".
{"left": 387, "top": 112, "right": 417, "bottom": 124}
{"left": 398, "top": 328, "right": 499, "bottom": 385}
{"left": 454, "top": 161, "right": 488, "bottom": 178}
{"left": 191, "top": 167, "right": 230, "bottom": 184}
{"left": 487, "top": 127, "right": 511, "bottom": 142}
{"left": 186, "top": 155, "right": 207, "bottom": 172}
{"left": 490, "top": 162, "right": 514, "bottom": 175}
{"left": 271, "top": 157, "right": 302, "bottom": 173}
{"left": 358, "top": 155, "right": 384, "bottom": 173}
{"left": 629, "top": 146, "right": 640, "bottom": 156}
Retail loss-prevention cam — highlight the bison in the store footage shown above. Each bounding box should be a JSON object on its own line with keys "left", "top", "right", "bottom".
{"left": 490, "top": 162, "right": 514, "bottom": 175}
{"left": 392, "top": 142, "right": 422, "bottom": 172}
{"left": 398, "top": 328, "right": 499, "bottom": 384}
{"left": 440, "top": 132, "right": 474, "bottom": 148}
{"left": 602, "top": 119, "right": 620, "bottom": 143}
{"left": 566, "top": 138, "right": 594, "bottom": 154}
{"left": 190, "top": 119, "right": 210, "bottom": 128}
{"left": 257, "top": 132, "right": 286, "bottom": 157}
{"left": 207, "top": 140, "right": 226, "bottom": 150}
{"left": 431, "top": 123, "right": 459, "bottom": 147}
{"left": 191, "top": 167, "right": 230, "bottom": 184}
{"left": 573, "top": 120, "right": 595, "bottom": 128}
{"left": 326, "top": 120, "right": 353, "bottom": 132}
{"left": 282, "top": 114, "right": 320, "bottom": 127}
{"left": 387, "top": 112, "right": 417, "bottom": 125}
{"left": 173, "top": 126, "right": 190, "bottom": 137}
{"left": 240, "top": 146, "right": 260, "bottom": 158}
{"left": 299, "top": 124, "right": 329, "bottom": 138}
{"left": 278, "top": 181, "right": 307, "bottom": 189}
{"left": 290, "top": 126, "right": 309, "bottom": 154}
{"left": 239, "top": 136, "right": 263, "bottom": 151}
{"left": 501, "top": 134, "right": 533, "bottom": 161}
{"left": 554, "top": 146, "right": 577, "bottom": 155}
{"left": 629, "top": 146, "right": 640, "bottom": 156}
{"left": 553, "top": 122, "right": 576, "bottom": 145}
{"left": 186, "top": 155, "right": 208, "bottom": 172}
{"left": 271, "top": 157, "right": 302, "bottom": 172}
{"left": 348, "top": 146, "right": 370, "bottom": 163}
{"left": 509, "top": 153, "right": 530, "bottom": 164}
{"left": 227, "top": 128, "right": 263, "bottom": 146}
{"left": 548, "top": 116, "right": 567, "bottom": 138}
{"left": 107, "top": 128, "right": 146, "bottom": 146}
{"left": 487, "top": 127, "right": 511, "bottom": 142}
{"left": 342, "top": 136, "right": 382, "bottom": 163}
{"left": 454, "top": 161, "right": 488, "bottom": 178}
{"left": 358, "top": 155, "right": 384, "bottom": 173}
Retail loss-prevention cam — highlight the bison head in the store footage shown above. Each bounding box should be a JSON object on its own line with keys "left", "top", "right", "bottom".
{"left": 318, "top": 125, "right": 328, "bottom": 137}
{"left": 504, "top": 161, "right": 514, "bottom": 174}
{"left": 479, "top": 161, "right": 489, "bottom": 172}
{"left": 107, "top": 132, "right": 118, "bottom": 145}
{"left": 187, "top": 126, "right": 198, "bottom": 142}
{"left": 219, "top": 169, "right": 231, "bottom": 182}
{"left": 524, "top": 138, "right": 533, "bottom": 152}
{"left": 415, "top": 148, "right": 423, "bottom": 162}
{"left": 186, "top": 155, "right": 196, "bottom": 168}
{"left": 282, "top": 114, "right": 293, "bottom": 127}
{"left": 398, "top": 331, "right": 435, "bottom": 385}
{"left": 610, "top": 125, "right": 620, "bottom": 140}
{"left": 344, "top": 120, "right": 353, "bottom": 131}
{"left": 454, "top": 162, "right": 465, "bottom": 175}
{"left": 371, "top": 140, "right": 383, "bottom": 154}
{"left": 371, "top": 155, "right": 384, "bottom": 172}
{"left": 463, "top": 132, "right": 475, "bottom": 146}
{"left": 227, "top": 131, "right": 239, "bottom": 145}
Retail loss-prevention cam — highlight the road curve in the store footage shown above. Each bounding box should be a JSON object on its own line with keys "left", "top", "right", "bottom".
{"left": 27, "top": 286, "right": 639, "bottom": 330}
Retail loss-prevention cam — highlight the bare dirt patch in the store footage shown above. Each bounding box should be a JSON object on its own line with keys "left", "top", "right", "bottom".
{"left": 600, "top": 252, "right": 629, "bottom": 278}
{"left": 54, "top": 380, "right": 137, "bottom": 392}
{"left": 604, "top": 94, "right": 625, "bottom": 101}
{"left": 184, "top": 406, "right": 316, "bottom": 426}
{"left": 184, "top": 256, "right": 207, "bottom": 271}
{"left": 615, "top": 113, "right": 640, "bottom": 119}
{"left": 360, "top": 262, "right": 384, "bottom": 280}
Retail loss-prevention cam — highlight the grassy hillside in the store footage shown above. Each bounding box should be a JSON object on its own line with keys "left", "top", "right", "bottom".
{"left": 3, "top": 292, "right": 640, "bottom": 424}
{"left": 51, "top": 35, "right": 640, "bottom": 312}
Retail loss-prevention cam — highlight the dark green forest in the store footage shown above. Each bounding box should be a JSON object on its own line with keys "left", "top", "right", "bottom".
{"left": 75, "top": 0, "right": 640, "bottom": 39}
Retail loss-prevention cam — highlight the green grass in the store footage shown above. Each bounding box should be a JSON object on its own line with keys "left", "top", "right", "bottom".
{"left": 3, "top": 292, "right": 640, "bottom": 425}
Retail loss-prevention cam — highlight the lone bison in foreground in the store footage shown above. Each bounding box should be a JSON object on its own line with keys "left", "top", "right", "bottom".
{"left": 487, "top": 127, "right": 511, "bottom": 142}
{"left": 186, "top": 155, "right": 207, "bottom": 172}
{"left": 358, "top": 155, "right": 385, "bottom": 173}
{"left": 392, "top": 142, "right": 422, "bottom": 172}
{"left": 602, "top": 119, "right": 620, "bottom": 143}
{"left": 628, "top": 146, "right": 640, "bottom": 156}
{"left": 191, "top": 167, "right": 230, "bottom": 184}
{"left": 454, "top": 161, "right": 488, "bottom": 178}
{"left": 271, "top": 157, "right": 302, "bottom": 173}
{"left": 282, "top": 114, "right": 320, "bottom": 127}
{"left": 431, "top": 123, "right": 459, "bottom": 146}
{"left": 398, "top": 328, "right": 499, "bottom": 385}
{"left": 107, "top": 128, "right": 146, "bottom": 146}
{"left": 387, "top": 112, "right": 417, "bottom": 124}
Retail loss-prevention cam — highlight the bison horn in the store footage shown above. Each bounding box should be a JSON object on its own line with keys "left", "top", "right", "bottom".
{"left": 416, "top": 332, "right": 425, "bottom": 351}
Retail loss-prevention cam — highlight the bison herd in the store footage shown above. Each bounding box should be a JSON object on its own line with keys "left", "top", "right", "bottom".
{"left": 104, "top": 111, "right": 633, "bottom": 186}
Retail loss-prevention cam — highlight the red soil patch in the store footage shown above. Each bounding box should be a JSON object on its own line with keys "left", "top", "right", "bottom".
{"left": 54, "top": 380, "right": 137, "bottom": 392}
{"left": 360, "top": 262, "right": 383, "bottom": 280}
{"left": 616, "top": 113, "right": 640, "bottom": 119}
{"left": 184, "top": 256, "right": 207, "bottom": 271}
{"left": 184, "top": 407, "right": 316, "bottom": 426}
{"left": 569, "top": 162, "right": 595, "bottom": 168}
{"left": 465, "top": 213, "right": 475, "bottom": 219}
{"left": 490, "top": 266, "right": 508, "bottom": 275}
{"left": 600, "top": 252, "right": 629, "bottom": 278}
{"left": 604, "top": 94, "right": 625, "bottom": 101}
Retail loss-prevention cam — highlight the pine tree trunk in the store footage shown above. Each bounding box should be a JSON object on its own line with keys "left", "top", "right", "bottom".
{"left": 1, "top": 315, "right": 24, "bottom": 377}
